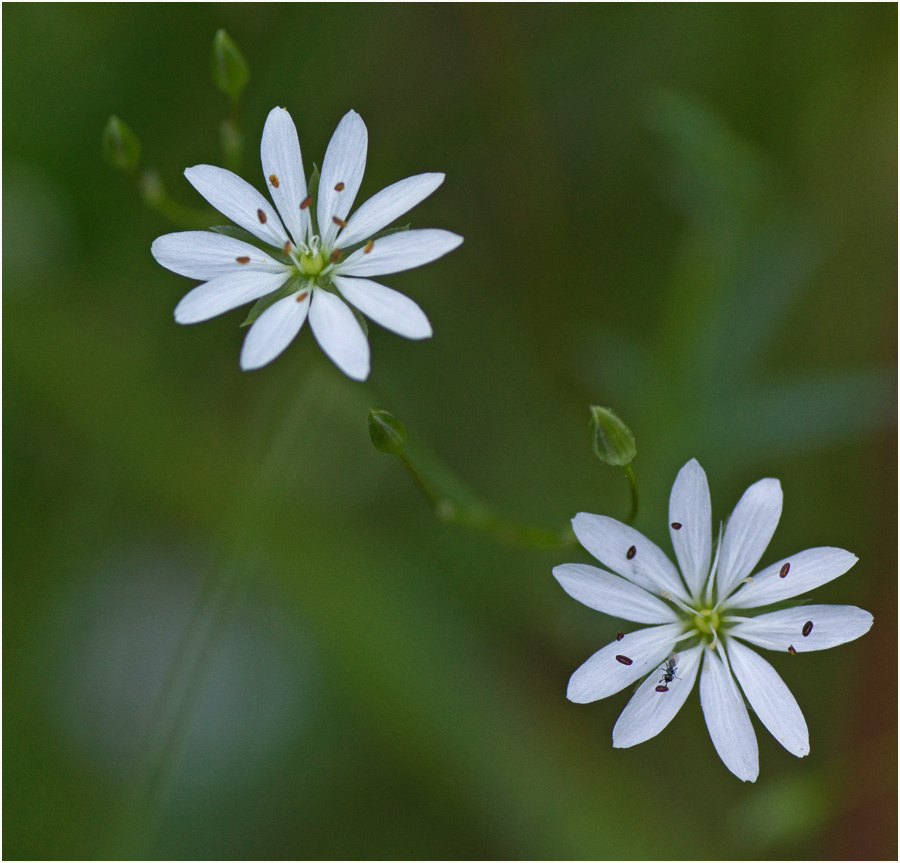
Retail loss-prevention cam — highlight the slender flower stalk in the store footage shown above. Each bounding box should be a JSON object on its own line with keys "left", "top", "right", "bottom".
{"left": 553, "top": 458, "right": 873, "bottom": 781}
{"left": 151, "top": 107, "right": 462, "bottom": 379}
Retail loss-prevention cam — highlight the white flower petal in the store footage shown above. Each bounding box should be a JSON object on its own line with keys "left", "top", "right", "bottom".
{"left": 571, "top": 513, "right": 690, "bottom": 603}
{"left": 728, "top": 604, "right": 873, "bottom": 653}
{"left": 717, "top": 477, "right": 783, "bottom": 599}
{"left": 566, "top": 623, "right": 682, "bottom": 704}
{"left": 184, "top": 164, "right": 289, "bottom": 248}
{"left": 337, "top": 229, "right": 463, "bottom": 277}
{"left": 552, "top": 563, "right": 680, "bottom": 624}
{"left": 308, "top": 289, "right": 370, "bottom": 381}
{"left": 613, "top": 645, "right": 703, "bottom": 748}
{"left": 173, "top": 270, "right": 290, "bottom": 324}
{"left": 726, "top": 638, "right": 809, "bottom": 758}
{"left": 151, "top": 231, "right": 287, "bottom": 280}
{"left": 332, "top": 276, "right": 432, "bottom": 340}
{"left": 725, "top": 547, "right": 858, "bottom": 609}
{"left": 260, "top": 107, "right": 309, "bottom": 247}
{"left": 239, "top": 289, "right": 311, "bottom": 371}
{"left": 699, "top": 648, "right": 759, "bottom": 782}
{"left": 337, "top": 172, "right": 445, "bottom": 248}
{"left": 318, "top": 110, "right": 368, "bottom": 248}
{"left": 668, "top": 458, "right": 712, "bottom": 599}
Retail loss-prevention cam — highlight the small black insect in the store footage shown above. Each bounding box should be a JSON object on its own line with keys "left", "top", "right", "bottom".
{"left": 670, "top": 522, "right": 682, "bottom": 530}
{"left": 626, "top": 545, "right": 637, "bottom": 560}
{"left": 616, "top": 631, "right": 624, "bottom": 642}
{"left": 802, "top": 621, "right": 813, "bottom": 637}
{"left": 615, "top": 654, "right": 633, "bottom": 666}
{"left": 654, "top": 656, "right": 679, "bottom": 692}
{"left": 779, "top": 562, "right": 790, "bottom": 578}
{"left": 787, "top": 644, "right": 797, "bottom": 655}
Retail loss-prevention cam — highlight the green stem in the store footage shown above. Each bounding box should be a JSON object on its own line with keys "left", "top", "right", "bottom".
{"left": 138, "top": 170, "right": 217, "bottom": 229}
{"left": 624, "top": 463, "right": 639, "bottom": 524}
{"left": 396, "top": 451, "right": 576, "bottom": 551}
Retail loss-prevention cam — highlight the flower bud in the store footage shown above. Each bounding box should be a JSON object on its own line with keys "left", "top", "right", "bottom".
{"left": 211, "top": 29, "right": 249, "bottom": 102}
{"left": 102, "top": 116, "right": 141, "bottom": 172}
{"left": 368, "top": 409, "right": 407, "bottom": 456}
{"left": 589, "top": 406, "right": 637, "bottom": 467}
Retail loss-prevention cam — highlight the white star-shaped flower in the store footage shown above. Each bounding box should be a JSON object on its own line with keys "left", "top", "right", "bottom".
{"left": 151, "top": 107, "right": 463, "bottom": 379}
{"left": 553, "top": 458, "right": 873, "bottom": 781}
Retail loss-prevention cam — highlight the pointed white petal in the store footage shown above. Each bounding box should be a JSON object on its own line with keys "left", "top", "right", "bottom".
{"left": 717, "top": 478, "right": 783, "bottom": 598}
{"left": 184, "top": 164, "right": 289, "bottom": 248}
{"left": 727, "top": 639, "right": 809, "bottom": 757}
{"left": 260, "top": 107, "right": 309, "bottom": 246}
{"left": 725, "top": 547, "right": 858, "bottom": 608}
{"left": 552, "top": 564, "right": 680, "bottom": 624}
{"left": 668, "top": 459, "right": 712, "bottom": 599}
{"left": 699, "top": 648, "right": 758, "bottom": 782}
{"left": 173, "top": 270, "right": 290, "bottom": 324}
{"left": 566, "top": 623, "right": 682, "bottom": 704}
{"left": 728, "top": 604, "right": 873, "bottom": 653}
{"left": 308, "top": 289, "right": 370, "bottom": 381}
{"left": 571, "top": 513, "right": 690, "bottom": 603}
{"left": 318, "top": 110, "right": 368, "bottom": 247}
{"left": 613, "top": 645, "right": 703, "bottom": 748}
{"left": 151, "top": 231, "right": 287, "bottom": 280}
{"left": 337, "top": 173, "right": 445, "bottom": 248}
{"left": 239, "top": 289, "right": 311, "bottom": 371}
{"left": 332, "top": 276, "right": 432, "bottom": 340}
{"left": 337, "top": 229, "right": 463, "bottom": 277}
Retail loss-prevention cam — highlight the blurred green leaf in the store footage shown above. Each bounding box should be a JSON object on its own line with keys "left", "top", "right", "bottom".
{"left": 210, "top": 29, "right": 249, "bottom": 102}
{"left": 102, "top": 116, "right": 141, "bottom": 172}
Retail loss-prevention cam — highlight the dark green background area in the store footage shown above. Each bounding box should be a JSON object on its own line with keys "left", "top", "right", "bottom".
{"left": 4, "top": 4, "right": 896, "bottom": 859}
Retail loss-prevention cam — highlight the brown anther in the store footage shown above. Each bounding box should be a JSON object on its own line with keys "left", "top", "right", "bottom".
{"left": 334, "top": 182, "right": 345, "bottom": 191}
{"left": 363, "top": 240, "right": 374, "bottom": 254}
{"left": 616, "top": 632, "right": 624, "bottom": 642}
{"left": 655, "top": 685, "right": 669, "bottom": 693}
{"left": 300, "top": 196, "right": 312, "bottom": 210}
{"left": 779, "top": 562, "right": 790, "bottom": 578}
{"left": 296, "top": 291, "right": 308, "bottom": 303}
{"left": 626, "top": 545, "right": 637, "bottom": 560}
{"left": 283, "top": 241, "right": 292, "bottom": 255}
{"left": 615, "top": 655, "right": 633, "bottom": 666}
{"left": 269, "top": 174, "right": 280, "bottom": 188}
{"left": 332, "top": 216, "right": 347, "bottom": 227}
{"left": 671, "top": 522, "right": 682, "bottom": 530}
{"left": 235, "top": 256, "right": 250, "bottom": 264}
{"left": 802, "top": 621, "right": 813, "bottom": 637}
{"left": 329, "top": 249, "right": 341, "bottom": 264}
{"left": 257, "top": 209, "right": 267, "bottom": 224}
{"left": 787, "top": 645, "right": 797, "bottom": 655}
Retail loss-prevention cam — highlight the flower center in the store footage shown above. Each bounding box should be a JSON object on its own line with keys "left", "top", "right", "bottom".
{"left": 692, "top": 606, "right": 722, "bottom": 642}
{"left": 299, "top": 250, "right": 326, "bottom": 277}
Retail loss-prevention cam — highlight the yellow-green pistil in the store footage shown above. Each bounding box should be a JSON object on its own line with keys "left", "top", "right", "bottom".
{"left": 692, "top": 606, "right": 722, "bottom": 642}
{"left": 299, "top": 250, "right": 326, "bottom": 278}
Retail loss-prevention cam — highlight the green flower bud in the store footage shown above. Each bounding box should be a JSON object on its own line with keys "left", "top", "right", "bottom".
{"left": 368, "top": 408, "right": 407, "bottom": 456}
{"left": 589, "top": 406, "right": 637, "bottom": 467}
{"left": 102, "top": 116, "right": 141, "bottom": 172}
{"left": 211, "top": 29, "right": 249, "bottom": 102}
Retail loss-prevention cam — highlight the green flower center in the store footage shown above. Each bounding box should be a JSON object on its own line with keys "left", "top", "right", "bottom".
{"left": 299, "top": 250, "right": 326, "bottom": 277}
{"left": 692, "top": 606, "right": 722, "bottom": 641}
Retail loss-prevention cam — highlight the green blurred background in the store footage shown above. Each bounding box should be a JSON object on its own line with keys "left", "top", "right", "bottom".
{"left": 5, "top": 4, "right": 897, "bottom": 859}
